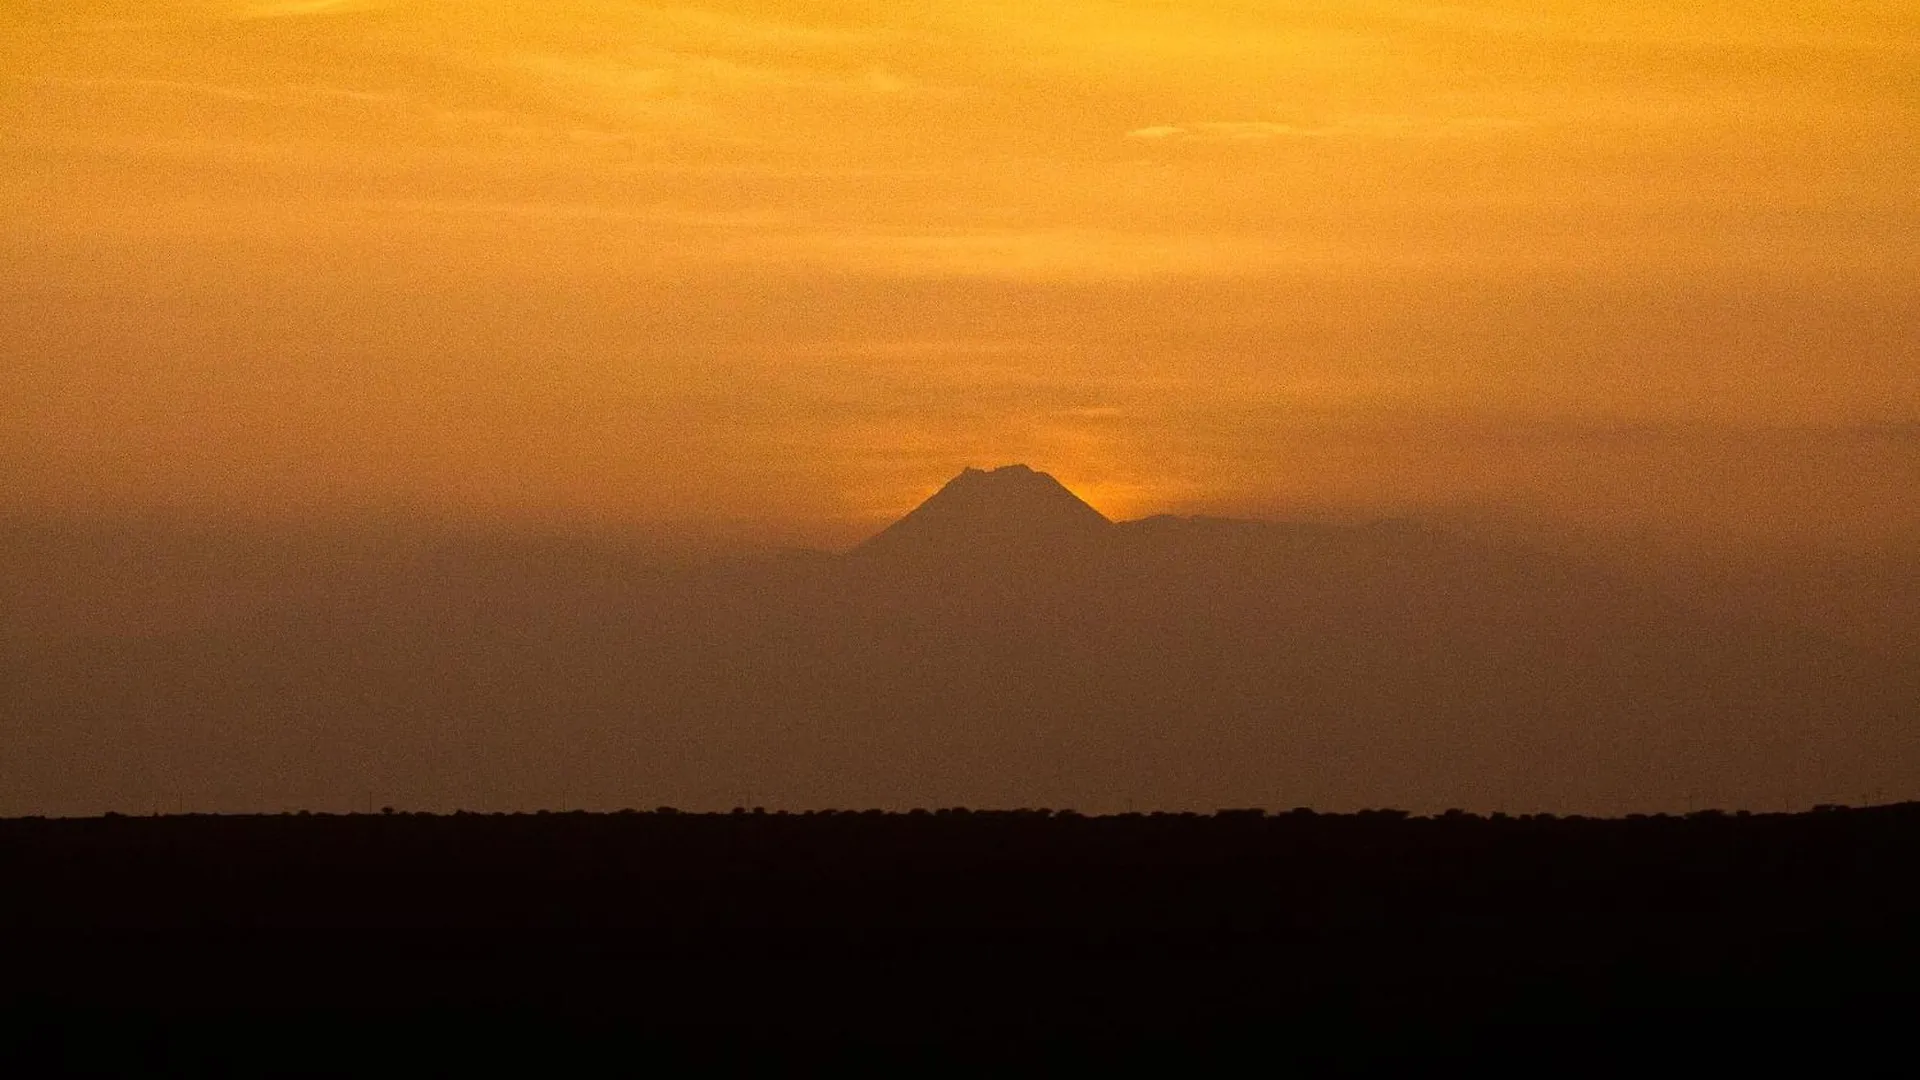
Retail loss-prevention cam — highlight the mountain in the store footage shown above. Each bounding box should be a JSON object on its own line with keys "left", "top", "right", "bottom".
{"left": 852, "top": 464, "right": 1113, "bottom": 562}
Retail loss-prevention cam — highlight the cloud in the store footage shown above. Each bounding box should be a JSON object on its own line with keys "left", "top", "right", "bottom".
{"left": 863, "top": 68, "right": 909, "bottom": 94}
{"left": 1128, "top": 116, "right": 1529, "bottom": 141}
{"left": 768, "top": 228, "right": 1304, "bottom": 281}
{"left": 21, "top": 75, "right": 267, "bottom": 103}
{"left": 780, "top": 339, "right": 1049, "bottom": 361}
{"left": 234, "top": 0, "right": 384, "bottom": 17}
{"left": 1372, "top": 1, "right": 1920, "bottom": 55}
{"left": 513, "top": 50, "right": 915, "bottom": 120}
{"left": 640, "top": 6, "right": 882, "bottom": 50}
{"left": 18, "top": 74, "right": 398, "bottom": 106}
{"left": 1179, "top": 121, "right": 1323, "bottom": 140}
{"left": 353, "top": 198, "right": 788, "bottom": 231}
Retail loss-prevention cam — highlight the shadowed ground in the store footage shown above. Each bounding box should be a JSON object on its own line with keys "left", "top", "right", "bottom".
{"left": 5, "top": 805, "right": 1917, "bottom": 1063}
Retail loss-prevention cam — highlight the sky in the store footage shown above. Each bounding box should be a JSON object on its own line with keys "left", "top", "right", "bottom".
{"left": 4, "top": 1, "right": 1917, "bottom": 549}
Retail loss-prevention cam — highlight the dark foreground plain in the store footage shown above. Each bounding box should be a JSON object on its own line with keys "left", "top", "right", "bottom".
{"left": 6, "top": 805, "right": 1919, "bottom": 1068}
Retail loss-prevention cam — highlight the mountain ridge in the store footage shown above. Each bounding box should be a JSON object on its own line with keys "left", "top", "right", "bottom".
{"left": 851, "top": 464, "right": 1114, "bottom": 560}
{"left": 848, "top": 464, "right": 1447, "bottom": 562}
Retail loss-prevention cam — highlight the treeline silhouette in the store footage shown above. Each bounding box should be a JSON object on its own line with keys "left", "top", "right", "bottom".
{"left": 6, "top": 804, "right": 1918, "bottom": 1062}
{"left": 9, "top": 804, "right": 1920, "bottom": 931}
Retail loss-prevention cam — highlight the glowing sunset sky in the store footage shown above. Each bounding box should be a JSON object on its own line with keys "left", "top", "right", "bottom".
{"left": 4, "top": 2, "right": 1916, "bottom": 546}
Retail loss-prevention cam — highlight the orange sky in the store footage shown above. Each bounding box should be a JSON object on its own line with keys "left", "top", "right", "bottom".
{"left": 4, "top": 1, "right": 1916, "bottom": 547}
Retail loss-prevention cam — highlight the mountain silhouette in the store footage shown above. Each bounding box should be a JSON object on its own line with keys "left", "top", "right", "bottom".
{"left": 852, "top": 464, "right": 1113, "bottom": 562}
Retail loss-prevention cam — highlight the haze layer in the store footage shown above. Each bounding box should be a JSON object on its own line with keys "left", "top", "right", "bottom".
{"left": 5, "top": 468, "right": 1915, "bottom": 817}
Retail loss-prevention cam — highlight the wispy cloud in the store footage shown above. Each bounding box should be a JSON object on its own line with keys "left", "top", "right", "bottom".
{"left": 517, "top": 51, "right": 915, "bottom": 99}
{"left": 355, "top": 198, "right": 787, "bottom": 230}
{"left": 234, "top": 0, "right": 385, "bottom": 18}
{"left": 20, "top": 75, "right": 267, "bottom": 103}
{"left": 1128, "top": 116, "right": 1529, "bottom": 141}
{"left": 766, "top": 227, "right": 1315, "bottom": 281}
{"left": 1373, "top": 1, "right": 1920, "bottom": 55}
{"left": 640, "top": 6, "right": 883, "bottom": 50}
{"left": 17, "top": 73, "right": 400, "bottom": 106}
{"left": 781, "top": 339, "right": 1050, "bottom": 361}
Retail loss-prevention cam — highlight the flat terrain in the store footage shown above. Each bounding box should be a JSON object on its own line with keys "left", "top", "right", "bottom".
{"left": 6, "top": 804, "right": 1918, "bottom": 1063}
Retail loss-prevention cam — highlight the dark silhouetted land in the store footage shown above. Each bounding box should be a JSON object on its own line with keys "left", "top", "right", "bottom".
{"left": 7, "top": 804, "right": 1918, "bottom": 1063}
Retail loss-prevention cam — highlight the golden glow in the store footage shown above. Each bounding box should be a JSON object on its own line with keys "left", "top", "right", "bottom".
{"left": 3, "top": 2, "right": 1917, "bottom": 546}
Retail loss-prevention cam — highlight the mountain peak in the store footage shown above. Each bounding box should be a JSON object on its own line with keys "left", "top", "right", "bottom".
{"left": 950, "top": 463, "right": 1046, "bottom": 488}
{"left": 854, "top": 465, "right": 1112, "bottom": 558}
